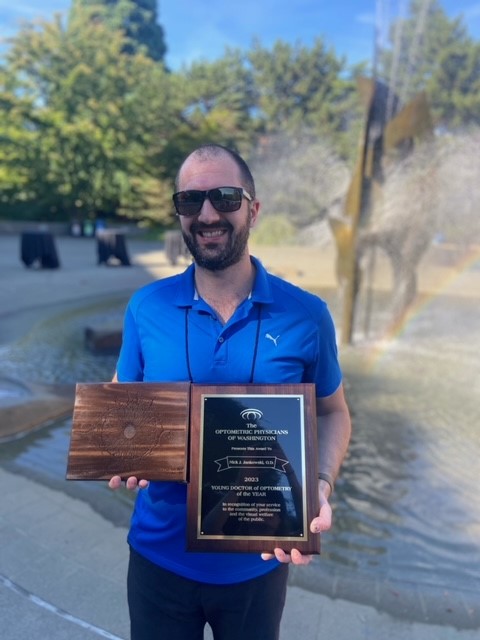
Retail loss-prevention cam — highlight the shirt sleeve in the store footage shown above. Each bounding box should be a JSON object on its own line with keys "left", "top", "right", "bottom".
{"left": 305, "top": 303, "right": 342, "bottom": 398}
{"left": 115, "top": 304, "right": 144, "bottom": 382}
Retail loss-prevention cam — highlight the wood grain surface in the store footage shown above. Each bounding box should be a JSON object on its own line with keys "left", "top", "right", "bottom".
{"left": 66, "top": 382, "right": 190, "bottom": 481}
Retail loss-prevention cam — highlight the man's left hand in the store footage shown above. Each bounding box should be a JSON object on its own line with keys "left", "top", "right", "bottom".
{"left": 261, "top": 487, "right": 332, "bottom": 565}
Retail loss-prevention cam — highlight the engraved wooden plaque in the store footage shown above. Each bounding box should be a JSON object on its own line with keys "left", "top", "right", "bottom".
{"left": 187, "top": 383, "right": 320, "bottom": 554}
{"left": 66, "top": 382, "right": 190, "bottom": 481}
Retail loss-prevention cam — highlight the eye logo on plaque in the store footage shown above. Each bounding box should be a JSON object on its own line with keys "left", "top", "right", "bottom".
{"left": 240, "top": 408, "right": 263, "bottom": 422}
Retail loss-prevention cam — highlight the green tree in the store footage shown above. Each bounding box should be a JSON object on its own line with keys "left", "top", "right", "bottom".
{"left": 0, "top": 69, "right": 39, "bottom": 214}
{"left": 169, "top": 50, "right": 257, "bottom": 158}
{"left": 248, "top": 38, "right": 358, "bottom": 153}
{"left": 431, "top": 40, "right": 480, "bottom": 127}
{"left": 0, "top": 12, "right": 367, "bottom": 227}
{"left": 71, "top": 0, "right": 167, "bottom": 62}
{"left": 379, "top": 0, "right": 480, "bottom": 127}
{"left": 0, "top": 9, "right": 180, "bottom": 222}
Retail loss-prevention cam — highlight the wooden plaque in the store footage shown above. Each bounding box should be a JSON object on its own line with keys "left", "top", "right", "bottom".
{"left": 187, "top": 383, "right": 320, "bottom": 554}
{"left": 66, "top": 382, "right": 190, "bottom": 481}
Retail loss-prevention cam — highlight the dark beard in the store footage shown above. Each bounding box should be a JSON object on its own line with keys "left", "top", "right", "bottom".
{"left": 182, "top": 214, "right": 251, "bottom": 271}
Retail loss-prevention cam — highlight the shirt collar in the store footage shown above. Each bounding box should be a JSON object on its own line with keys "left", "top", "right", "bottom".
{"left": 173, "top": 256, "right": 273, "bottom": 307}
{"left": 250, "top": 256, "right": 273, "bottom": 304}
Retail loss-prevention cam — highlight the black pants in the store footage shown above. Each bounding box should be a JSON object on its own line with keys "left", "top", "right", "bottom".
{"left": 127, "top": 547, "right": 289, "bottom": 640}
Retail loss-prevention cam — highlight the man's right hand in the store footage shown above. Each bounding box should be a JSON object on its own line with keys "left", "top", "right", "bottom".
{"left": 109, "top": 476, "right": 149, "bottom": 490}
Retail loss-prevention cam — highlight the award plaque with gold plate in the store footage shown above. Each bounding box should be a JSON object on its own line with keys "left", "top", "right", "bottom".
{"left": 186, "top": 383, "right": 320, "bottom": 554}
{"left": 66, "top": 381, "right": 320, "bottom": 554}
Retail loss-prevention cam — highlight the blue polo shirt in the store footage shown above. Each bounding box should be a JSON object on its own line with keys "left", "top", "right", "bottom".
{"left": 116, "top": 256, "right": 342, "bottom": 584}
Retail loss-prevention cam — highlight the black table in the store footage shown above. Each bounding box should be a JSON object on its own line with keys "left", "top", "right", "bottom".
{"left": 96, "top": 231, "right": 131, "bottom": 266}
{"left": 20, "top": 231, "right": 60, "bottom": 269}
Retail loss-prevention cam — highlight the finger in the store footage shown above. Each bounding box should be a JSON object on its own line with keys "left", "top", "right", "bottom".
{"left": 126, "top": 476, "right": 139, "bottom": 490}
{"left": 273, "top": 548, "right": 291, "bottom": 563}
{"left": 310, "top": 516, "right": 330, "bottom": 533}
{"left": 108, "top": 475, "right": 122, "bottom": 490}
{"left": 290, "top": 548, "right": 312, "bottom": 566}
{"left": 310, "top": 503, "right": 332, "bottom": 533}
{"left": 261, "top": 553, "right": 276, "bottom": 561}
{"left": 137, "top": 479, "right": 150, "bottom": 489}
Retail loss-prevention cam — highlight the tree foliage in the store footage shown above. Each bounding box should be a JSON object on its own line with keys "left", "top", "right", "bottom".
{"left": 379, "top": 0, "right": 480, "bottom": 127}
{"left": 71, "top": 0, "right": 167, "bottom": 62}
{"left": 249, "top": 39, "right": 351, "bottom": 131}
{"left": 0, "top": 9, "right": 179, "bottom": 221}
{"left": 1, "top": 1, "right": 478, "bottom": 227}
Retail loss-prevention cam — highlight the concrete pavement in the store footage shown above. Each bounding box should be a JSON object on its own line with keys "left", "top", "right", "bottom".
{"left": 1, "top": 233, "right": 479, "bottom": 639}
{"left": 2, "top": 464, "right": 478, "bottom": 640}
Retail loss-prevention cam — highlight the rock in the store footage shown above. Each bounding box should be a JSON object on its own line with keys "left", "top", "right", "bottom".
{"left": 85, "top": 325, "right": 122, "bottom": 355}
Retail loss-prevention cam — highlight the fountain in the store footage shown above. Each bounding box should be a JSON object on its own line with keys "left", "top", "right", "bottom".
{"left": 246, "top": 2, "right": 480, "bottom": 621}
{"left": 249, "top": 127, "right": 480, "bottom": 621}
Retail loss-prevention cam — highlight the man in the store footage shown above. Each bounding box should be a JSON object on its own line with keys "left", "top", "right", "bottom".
{"left": 109, "top": 143, "right": 351, "bottom": 640}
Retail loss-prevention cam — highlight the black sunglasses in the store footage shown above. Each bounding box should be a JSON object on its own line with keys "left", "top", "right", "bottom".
{"left": 172, "top": 186, "right": 252, "bottom": 217}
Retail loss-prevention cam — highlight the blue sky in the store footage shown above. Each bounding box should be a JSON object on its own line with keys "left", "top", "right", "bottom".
{"left": 1, "top": 1, "right": 480, "bottom": 69}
